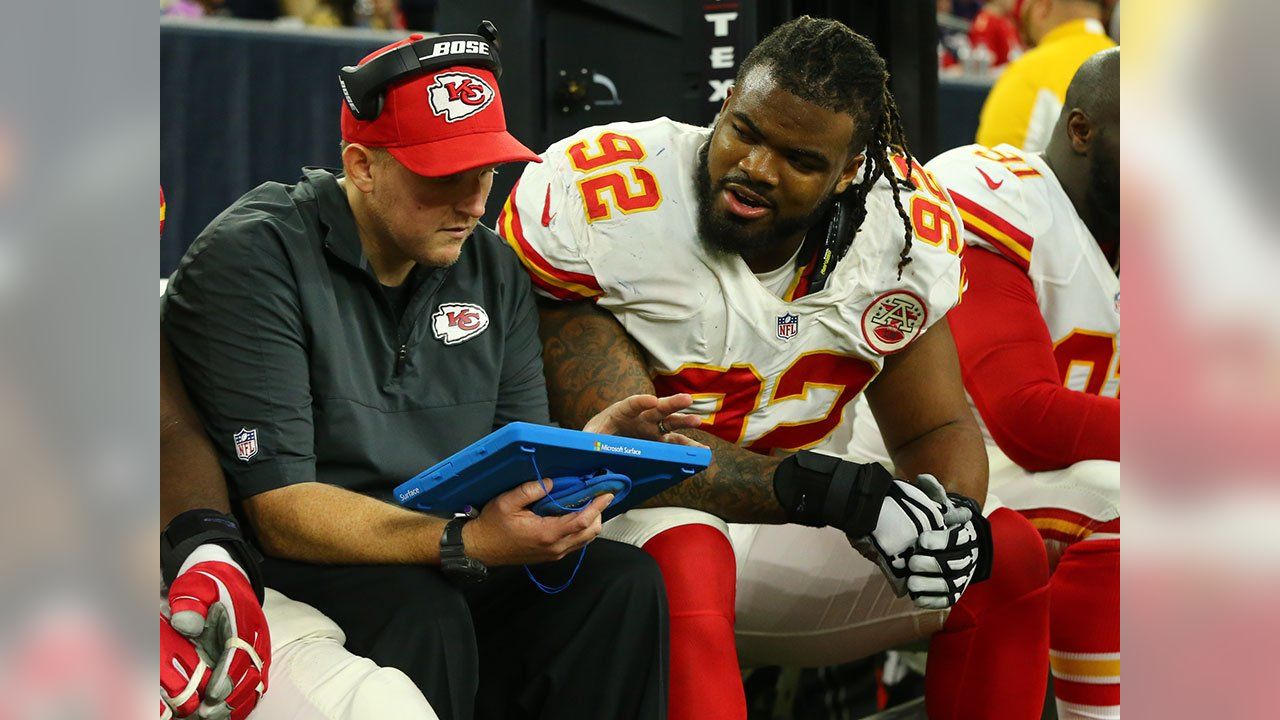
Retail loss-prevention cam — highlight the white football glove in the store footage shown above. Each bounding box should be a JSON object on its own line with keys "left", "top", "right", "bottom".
{"left": 904, "top": 477, "right": 992, "bottom": 609}
{"left": 849, "top": 475, "right": 949, "bottom": 597}
{"left": 769, "top": 452, "right": 990, "bottom": 609}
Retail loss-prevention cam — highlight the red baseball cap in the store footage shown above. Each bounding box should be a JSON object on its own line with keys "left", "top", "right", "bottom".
{"left": 340, "top": 34, "right": 540, "bottom": 177}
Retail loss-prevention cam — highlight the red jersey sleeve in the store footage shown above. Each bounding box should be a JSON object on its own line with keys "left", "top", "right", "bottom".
{"left": 950, "top": 248, "right": 1120, "bottom": 471}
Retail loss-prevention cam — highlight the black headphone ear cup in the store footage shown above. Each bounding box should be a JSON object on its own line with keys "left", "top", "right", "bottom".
{"left": 351, "top": 93, "right": 384, "bottom": 122}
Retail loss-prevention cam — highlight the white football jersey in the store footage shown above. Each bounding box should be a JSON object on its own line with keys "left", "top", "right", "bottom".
{"left": 933, "top": 143, "right": 1120, "bottom": 401}
{"left": 848, "top": 143, "right": 1120, "bottom": 462}
{"left": 500, "top": 117, "right": 964, "bottom": 456}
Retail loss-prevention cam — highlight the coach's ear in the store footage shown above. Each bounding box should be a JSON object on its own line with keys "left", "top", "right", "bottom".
{"left": 835, "top": 153, "right": 865, "bottom": 195}
{"left": 342, "top": 143, "right": 379, "bottom": 193}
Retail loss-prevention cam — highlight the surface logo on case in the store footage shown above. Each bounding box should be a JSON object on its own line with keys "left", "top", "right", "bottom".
{"left": 594, "top": 440, "right": 642, "bottom": 456}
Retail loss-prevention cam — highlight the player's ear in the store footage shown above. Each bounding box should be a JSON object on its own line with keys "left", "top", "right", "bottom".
{"left": 1067, "top": 109, "right": 1094, "bottom": 155}
{"left": 835, "top": 153, "right": 865, "bottom": 195}
{"left": 343, "top": 143, "right": 379, "bottom": 193}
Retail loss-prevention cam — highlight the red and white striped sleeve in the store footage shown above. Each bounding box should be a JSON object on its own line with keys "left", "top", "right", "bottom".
{"left": 497, "top": 153, "right": 605, "bottom": 303}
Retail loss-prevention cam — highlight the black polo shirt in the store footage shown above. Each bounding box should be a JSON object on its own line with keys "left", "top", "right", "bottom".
{"left": 162, "top": 168, "right": 550, "bottom": 503}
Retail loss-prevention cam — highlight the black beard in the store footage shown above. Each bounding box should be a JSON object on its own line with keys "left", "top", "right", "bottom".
{"left": 694, "top": 141, "right": 831, "bottom": 260}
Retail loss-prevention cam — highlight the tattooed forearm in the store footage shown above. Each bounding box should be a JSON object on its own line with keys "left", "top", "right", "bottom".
{"left": 642, "top": 429, "right": 788, "bottom": 524}
{"left": 537, "top": 299, "right": 788, "bottom": 524}
{"left": 537, "top": 299, "right": 655, "bottom": 428}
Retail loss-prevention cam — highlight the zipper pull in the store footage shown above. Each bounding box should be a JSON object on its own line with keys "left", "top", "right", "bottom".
{"left": 395, "top": 344, "right": 408, "bottom": 375}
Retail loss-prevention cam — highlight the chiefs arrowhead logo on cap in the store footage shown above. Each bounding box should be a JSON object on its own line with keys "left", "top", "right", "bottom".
{"left": 428, "top": 71, "right": 496, "bottom": 123}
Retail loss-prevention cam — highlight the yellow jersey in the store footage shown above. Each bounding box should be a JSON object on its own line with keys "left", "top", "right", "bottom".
{"left": 975, "top": 19, "right": 1116, "bottom": 152}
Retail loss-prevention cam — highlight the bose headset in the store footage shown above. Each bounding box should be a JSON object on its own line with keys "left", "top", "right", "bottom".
{"left": 339, "top": 20, "right": 504, "bottom": 122}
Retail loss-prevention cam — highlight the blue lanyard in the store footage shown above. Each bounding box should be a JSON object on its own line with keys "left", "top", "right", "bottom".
{"left": 521, "top": 451, "right": 633, "bottom": 594}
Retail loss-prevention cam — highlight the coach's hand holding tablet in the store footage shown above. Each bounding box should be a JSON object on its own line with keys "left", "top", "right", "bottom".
{"left": 451, "top": 392, "right": 704, "bottom": 568}
{"left": 460, "top": 479, "right": 614, "bottom": 567}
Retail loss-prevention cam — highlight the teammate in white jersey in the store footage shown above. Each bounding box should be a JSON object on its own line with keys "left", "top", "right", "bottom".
{"left": 501, "top": 17, "right": 1051, "bottom": 720}
{"left": 853, "top": 48, "right": 1121, "bottom": 720}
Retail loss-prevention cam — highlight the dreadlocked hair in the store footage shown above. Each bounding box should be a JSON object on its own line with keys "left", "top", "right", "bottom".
{"left": 737, "top": 16, "right": 919, "bottom": 277}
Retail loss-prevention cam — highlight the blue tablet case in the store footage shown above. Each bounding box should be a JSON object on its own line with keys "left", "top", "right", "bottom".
{"left": 394, "top": 422, "right": 711, "bottom": 520}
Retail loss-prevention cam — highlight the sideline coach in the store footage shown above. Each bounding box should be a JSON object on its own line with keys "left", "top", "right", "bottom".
{"left": 162, "top": 30, "right": 673, "bottom": 720}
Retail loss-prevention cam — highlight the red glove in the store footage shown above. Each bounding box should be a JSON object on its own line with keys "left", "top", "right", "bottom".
{"left": 161, "top": 549, "right": 271, "bottom": 719}
{"left": 160, "top": 616, "right": 211, "bottom": 718}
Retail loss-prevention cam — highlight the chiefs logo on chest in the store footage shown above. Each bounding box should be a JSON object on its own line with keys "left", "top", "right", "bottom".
{"left": 432, "top": 303, "right": 490, "bottom": 345}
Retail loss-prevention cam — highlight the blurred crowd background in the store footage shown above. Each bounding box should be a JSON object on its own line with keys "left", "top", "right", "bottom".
{"left": 159, "top": 1, "right": 1120, "bottom": 77}
{"left": 161, "top": 0, "right": 439, "bottom": 31}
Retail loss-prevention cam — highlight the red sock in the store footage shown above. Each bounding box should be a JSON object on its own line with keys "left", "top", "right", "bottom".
{"left": 642, "top": 524, "right": 745, "bottom": 720}
{"left": 925, "top": 507, "right": 1052, "bottom": 720}
{"left": 1049, "top": 538, "right": 1120, "bottom": 719}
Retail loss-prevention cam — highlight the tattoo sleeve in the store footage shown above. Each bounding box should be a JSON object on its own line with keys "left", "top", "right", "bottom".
{"left": 537, "top": 299, "right": 787, "bottom": 523}
{"left": 537, "top": 298, "right": 653, "bottom": 428}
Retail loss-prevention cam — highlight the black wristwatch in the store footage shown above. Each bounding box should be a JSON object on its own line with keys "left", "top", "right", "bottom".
{"left": 440, "top": 516, "right": 488, "bottom": 583}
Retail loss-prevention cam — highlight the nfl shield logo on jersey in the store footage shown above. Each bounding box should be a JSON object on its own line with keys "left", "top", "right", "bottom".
{"left": 234, "top": 427, "right": 258, "bottom": 462}
{"left": 776, "top": 313, "right": 799, "bottom": 341}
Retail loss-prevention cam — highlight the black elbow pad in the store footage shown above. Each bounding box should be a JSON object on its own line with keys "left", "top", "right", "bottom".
{"left": 772, "top": 450, "right": 894, "bottom": 536}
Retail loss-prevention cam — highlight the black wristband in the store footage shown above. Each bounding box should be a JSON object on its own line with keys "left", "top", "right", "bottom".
{"left": 161, "top": 509, "right": 266, "bottom": 603}
{"left": 773, "top": 451, "right": 894, "bottom": 536}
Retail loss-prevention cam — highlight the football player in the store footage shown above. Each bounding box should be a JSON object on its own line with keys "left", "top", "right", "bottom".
{"left": 854, "top": 47, "right": 1121, "bottom": 719}
{"left": 500, "top": 17, "right": 1051, "bottom": 720}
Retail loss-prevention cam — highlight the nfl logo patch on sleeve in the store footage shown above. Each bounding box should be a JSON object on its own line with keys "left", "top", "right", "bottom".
{"left": 234, "top": 427, "right": 259, "bottom": 461}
